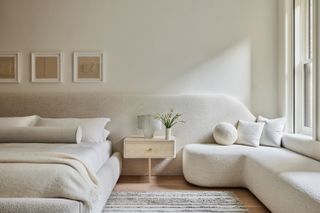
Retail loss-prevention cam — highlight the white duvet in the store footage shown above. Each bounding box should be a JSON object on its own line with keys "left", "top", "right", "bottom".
{"left": 0, "top": 141, "right": 112, "bottom": 173}
{"left": 0, "top": 142, "right": 112, "bottom": 213}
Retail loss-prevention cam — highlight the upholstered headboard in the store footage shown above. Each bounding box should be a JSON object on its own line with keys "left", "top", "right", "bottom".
{"left": 0, "top": 93, "right": 255, "bottom": 175}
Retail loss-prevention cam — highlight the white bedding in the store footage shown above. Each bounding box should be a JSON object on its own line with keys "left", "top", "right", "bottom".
{"left": 0, "top": 141, "right": 112, "bottom": 173}
{"left": 0, "top": 141, "right": 113, "bottom": 212}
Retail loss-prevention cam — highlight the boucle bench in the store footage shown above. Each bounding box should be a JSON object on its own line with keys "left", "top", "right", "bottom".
{"left": 183, "top": 134, "right": 320, "bottom": 213}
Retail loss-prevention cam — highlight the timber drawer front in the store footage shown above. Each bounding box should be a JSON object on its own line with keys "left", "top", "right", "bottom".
{"left": 123, "top": 137, "right": 176, "bottom": 178}
{"left": 124, "top": 141, "right": 175, "bottom": 158}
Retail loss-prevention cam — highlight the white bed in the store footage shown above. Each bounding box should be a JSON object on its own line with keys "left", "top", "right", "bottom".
{"left": 0, "top": 141, "right": 122, "bottom": 213}
{"left": 0, "top": 141, "right": 113, "bottom": 173}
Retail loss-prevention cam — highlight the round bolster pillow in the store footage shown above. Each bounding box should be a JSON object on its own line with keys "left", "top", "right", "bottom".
{"left": 213, "top": 122, "right": 238, "bottom": 145}
{"left": 0, "top": 126, "right": 82, "bottom": 144}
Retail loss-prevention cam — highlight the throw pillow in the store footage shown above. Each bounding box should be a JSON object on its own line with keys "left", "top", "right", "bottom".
{"left": 213, "top": 122, "right": 238, "bottom": 145}
{"left": 257, "top": 116, "right": 286, "bottom": 147}
{"left": 235, "top": 120, "right": 265, "bottom": 147}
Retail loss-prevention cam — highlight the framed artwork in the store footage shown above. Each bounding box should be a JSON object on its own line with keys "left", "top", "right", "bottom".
{"left": 0, "top": 52, "right": 20, "bottom": 83}
{"left": 73, "top": 51, "right": 105, "bottom": 82}
{"left": 31, "top": 52, "right": 62, "bottom": 83}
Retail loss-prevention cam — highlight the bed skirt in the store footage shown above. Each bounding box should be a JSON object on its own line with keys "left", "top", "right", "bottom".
{"left": 0, "top": 152, "right": 122, "bottom": 213}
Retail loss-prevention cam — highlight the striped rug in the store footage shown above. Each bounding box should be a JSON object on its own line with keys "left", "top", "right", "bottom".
{"left": 103, "top": 191, "right": 248, "bottom": 212}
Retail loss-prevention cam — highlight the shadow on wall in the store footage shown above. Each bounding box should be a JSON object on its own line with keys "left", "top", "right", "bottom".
{"left": 157, "top": 40, "right": 252, "bottom": 108}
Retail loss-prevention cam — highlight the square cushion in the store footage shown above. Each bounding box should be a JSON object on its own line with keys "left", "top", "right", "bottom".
{"left": 235, "top": 120, "right": 265, "bottom": 147}
{"left": 257, "top": 116, "right": 285, "bottom": 147}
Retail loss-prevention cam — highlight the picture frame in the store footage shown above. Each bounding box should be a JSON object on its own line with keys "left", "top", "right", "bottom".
{"left": 31, "top": 52, "right": 62, "bottom": 83}
{"left": 73, "top": 51, "right": 105, "bottom": 83}
{"left": 0, "top": 52, "right": 21, "bottom": 83}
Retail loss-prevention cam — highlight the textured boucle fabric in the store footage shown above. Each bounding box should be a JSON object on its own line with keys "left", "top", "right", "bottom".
{"left": 183, "top": 144, "right": 320, "bottom": 213}
{"left": 0, "top": 93, "right": 255, "bottom": 175}
{"left": 213, "top": 122, "right": 238, "bottom": 145}
{"left": 282, "top": 133, "right": 320, "bottom": 161}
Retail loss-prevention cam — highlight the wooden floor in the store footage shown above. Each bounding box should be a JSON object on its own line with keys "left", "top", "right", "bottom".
{"left": 114, "top": 176, "right": 270, "bottom": 213}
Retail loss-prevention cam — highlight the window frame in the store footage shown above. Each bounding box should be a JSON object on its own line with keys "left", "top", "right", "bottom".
{"left": 293, "top": 0, "right": 317, "bottom": 138}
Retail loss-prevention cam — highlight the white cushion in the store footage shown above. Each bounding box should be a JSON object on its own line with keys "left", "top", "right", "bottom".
{"left": 213, "top": 122, "right": 238, "bottom": 145}
{"left": 257, "top": 116, "right": 285, "bottom": 147}
{"left": 0, "top": 115, "right": 38, "bottom": 127}
{"left": 35, "top": 117, "right": 110, "bottom": 143}
{"left": 235, "top": 120, "right": 264, "bottom": 147}
{"left": 0, "top": 126, "right": 82, "bottom": 144}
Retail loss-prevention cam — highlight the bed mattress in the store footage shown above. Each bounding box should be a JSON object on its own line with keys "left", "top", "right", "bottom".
{"left": 0, "top": 141, "right": 112, "bottom": 173}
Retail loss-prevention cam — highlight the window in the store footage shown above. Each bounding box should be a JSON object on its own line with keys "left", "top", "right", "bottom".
{"left": 293, "top": 0, "right": 316, "bottom": 136}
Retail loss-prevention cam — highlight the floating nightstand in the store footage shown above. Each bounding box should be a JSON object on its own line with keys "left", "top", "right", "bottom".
{"left": 123, "top": 136, "right": 176, "bottom": 179}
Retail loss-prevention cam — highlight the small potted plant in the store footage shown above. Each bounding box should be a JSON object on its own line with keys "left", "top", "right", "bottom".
{"left": 154, "top": 109, "right": 185, "bottom": 140}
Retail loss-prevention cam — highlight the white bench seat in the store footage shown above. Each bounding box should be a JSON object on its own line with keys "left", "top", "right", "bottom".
{"left": 183, "top": 142, "right": 320, "bottom": 213}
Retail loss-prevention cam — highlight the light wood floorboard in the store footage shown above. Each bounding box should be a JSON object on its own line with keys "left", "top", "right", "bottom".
{"left": 114, "top": 176, "right": 270, "bottom": 213}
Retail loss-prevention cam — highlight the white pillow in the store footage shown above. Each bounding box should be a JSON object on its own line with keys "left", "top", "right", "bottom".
{"left": 257, "top": 116, "right": 286, "bottom": 147}
{"left": 235, "top": 120, "right": 265, "bottom": 147}
{"left": 0, "top": 115, "right": 38, "bottom": 127}
{"left": 0, "top": 126, "right": 82, "bottom": 144}
{"left": 35, "top": 117, "right": 110, "bottom": 143}
{"left": 213, "top": 122, "right": 238, "bottom": 145}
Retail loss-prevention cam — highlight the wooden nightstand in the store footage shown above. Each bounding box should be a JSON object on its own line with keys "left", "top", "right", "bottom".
{"left": 124, "top": 136, "right": 176, "bottom": 179}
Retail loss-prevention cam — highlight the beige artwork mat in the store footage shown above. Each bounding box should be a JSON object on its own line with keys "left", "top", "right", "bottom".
{"left": 77, "top": 56, "right": 101, "bottom": 79}
{"left": 73, "top": 51, "right": 104, "bottom": 82}
{"left": 35, "top": 56, "right": 58, "bottom": 79}
{"left": 0, "top": 56, "right": 16, "bottom": 79}
{"left": 31, "top": 52, "right": 62, "bottom": 83}
{"left": 0, "top": 52, "right": 19, "bottom": 83}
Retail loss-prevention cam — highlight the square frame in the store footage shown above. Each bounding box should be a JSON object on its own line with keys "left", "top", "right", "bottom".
{"left": 31, "top": 52, "right": 62, "bottom": 83}
{"left": 73, "top": 51, "right": 105, "bottom": 83}
{"left": 0, "top": 52, "right": 21, "bottom": 83}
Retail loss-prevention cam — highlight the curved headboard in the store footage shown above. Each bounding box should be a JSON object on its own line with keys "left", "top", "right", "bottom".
{"left": 0, "top": 93, "right": 255, "bottom": 175}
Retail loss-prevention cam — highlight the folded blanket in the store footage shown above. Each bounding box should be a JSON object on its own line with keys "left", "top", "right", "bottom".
{"left": 0, "top": 151, "right": 100, "bottom": 213}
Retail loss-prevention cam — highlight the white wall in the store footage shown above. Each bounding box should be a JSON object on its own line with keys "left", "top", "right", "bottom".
{"left": 317, "top": 0, "right": 320, "bottom": 140}
{"left": 0, "top": 0, "right": 279, "bottom": 116}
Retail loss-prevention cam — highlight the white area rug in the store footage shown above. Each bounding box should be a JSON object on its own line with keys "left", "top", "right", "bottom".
{"left": 103, "top": 191, "right": 248, "bottom": 212}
